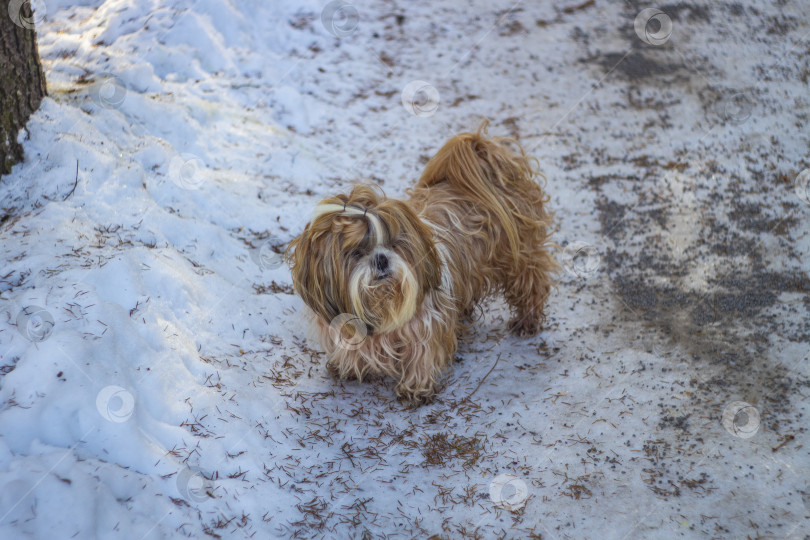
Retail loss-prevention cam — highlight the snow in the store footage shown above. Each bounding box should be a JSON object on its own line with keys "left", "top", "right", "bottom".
{"left": 1, "top": 0, "right": 808, "bottom": 538}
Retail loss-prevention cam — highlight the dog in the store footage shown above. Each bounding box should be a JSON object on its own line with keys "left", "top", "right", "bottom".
{"left": 286, "top": 122, "right": 557, "bottom": 404}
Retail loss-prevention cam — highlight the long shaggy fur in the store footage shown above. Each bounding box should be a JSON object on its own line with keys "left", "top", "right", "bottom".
{"left": 286, "top": 121, "right": 557, "bottom": 404}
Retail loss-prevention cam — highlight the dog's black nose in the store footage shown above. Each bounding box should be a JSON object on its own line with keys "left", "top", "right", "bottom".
{"left": 373, "top": 253, "right": 389, "bottom": 275}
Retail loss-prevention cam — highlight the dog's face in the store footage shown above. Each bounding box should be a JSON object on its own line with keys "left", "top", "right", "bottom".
{"left": 286, "top": 185, "right": 441, "bottom": 335}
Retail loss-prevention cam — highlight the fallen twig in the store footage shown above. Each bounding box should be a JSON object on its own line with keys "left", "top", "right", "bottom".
{"left": 459, "top": 353, "right": 502, "bottom": 404}
{"left": 64, "top": 160, "right": 78, "bottom": 201}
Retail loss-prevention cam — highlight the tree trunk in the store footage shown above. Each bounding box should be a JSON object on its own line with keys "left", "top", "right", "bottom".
{"left": 1, "top": 1, "right": 47, "bottom": 176}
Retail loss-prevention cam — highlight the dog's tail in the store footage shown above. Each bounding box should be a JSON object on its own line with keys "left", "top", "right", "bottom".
{"left": 416, "top": 120, "right": 548, "bottom": 264}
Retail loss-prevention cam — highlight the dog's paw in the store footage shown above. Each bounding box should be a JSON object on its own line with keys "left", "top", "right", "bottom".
{"left": 326, "top": 361, "right": 357, "bottom": 380}
{"left": 397, "top": 394, "right": 434, "bottom": 407}
{"left": 326, "top": 361, "right": 338, "bottom": 375}
{"left": 508, "top": 316, "right": 540, "bottom": 337}
{"left": 395, "top": 386, "right": 436, "bottom": 407}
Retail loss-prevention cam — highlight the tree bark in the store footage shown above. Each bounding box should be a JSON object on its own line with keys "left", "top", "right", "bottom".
{"left": 1, "top": 1, "right": 47, "bottom": 176}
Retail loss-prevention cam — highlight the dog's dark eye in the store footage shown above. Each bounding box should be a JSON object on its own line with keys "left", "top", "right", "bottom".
{"left": 350, "top": 249, "right": 363, "bottom": 260}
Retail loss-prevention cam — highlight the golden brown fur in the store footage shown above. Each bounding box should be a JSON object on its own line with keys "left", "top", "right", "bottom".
{"left": 286, "top": 122, "right": 557, "bottom": 404}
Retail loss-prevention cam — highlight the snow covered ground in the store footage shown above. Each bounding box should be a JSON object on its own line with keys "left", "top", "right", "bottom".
{"left": 1, "top": 0, "right": 808, "bottom": 538}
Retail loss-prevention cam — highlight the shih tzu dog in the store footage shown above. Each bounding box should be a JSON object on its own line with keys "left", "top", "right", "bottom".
{"left": 286, "top": 122, "right": 557, "bottom": 404}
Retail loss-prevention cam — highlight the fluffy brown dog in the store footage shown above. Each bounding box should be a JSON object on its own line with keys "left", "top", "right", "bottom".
{"left": 286, "top": 122, "right": 556, "bottom": 404}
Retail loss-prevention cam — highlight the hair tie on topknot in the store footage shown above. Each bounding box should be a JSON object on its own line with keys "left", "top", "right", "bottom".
{"left": 340, "top": 200, "right": 367, "bottom": 220}
{"left": 311, "top": 201, "right": 385, "bottom": 247}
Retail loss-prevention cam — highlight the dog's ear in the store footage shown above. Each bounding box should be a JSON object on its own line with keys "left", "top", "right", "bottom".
{"left": 286, "top": 229, "right": 341, "bottom": 321}
{"left": 377, "top": 199, "right": 442, "bottom": 292}
{"left": 422, "top": 243, "right": 442, "bottom": 292}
